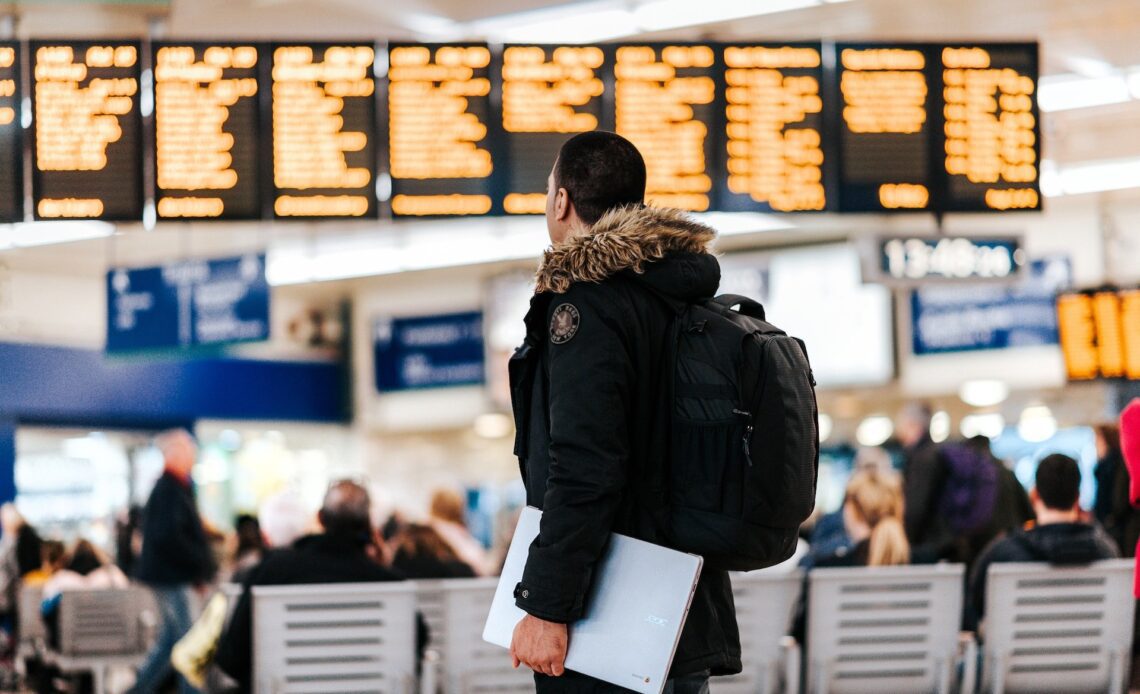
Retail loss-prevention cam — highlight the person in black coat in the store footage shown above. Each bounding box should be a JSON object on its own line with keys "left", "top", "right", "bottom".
{"left": 129, "top": 430, "right": 216, "bottom": 694}
{"left": 508, "top": 131, "right": 739, "bottom": 693}
{"left": 967, "top": 454, "right": 1119, "bottom": 632}
{"left": 897, "top": 403, "right": 948, "bottom": 562}
{"left": 214, "top": 480, "right": 421, "bottom": 693}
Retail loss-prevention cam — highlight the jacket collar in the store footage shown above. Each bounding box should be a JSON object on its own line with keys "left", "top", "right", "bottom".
{"left": 535, "top": 205, "right": 716, "bottom": 295}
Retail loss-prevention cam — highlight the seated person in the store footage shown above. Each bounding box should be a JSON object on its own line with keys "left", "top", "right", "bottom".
{"left": 802, "top": 447, "right": 897, "bottom": 568}
{"left": 814, "top": 468, "right": 910, "bottom": 568}
{"left": 967, "top": 453, "right": 1119, "bottom": 631}
{"left": 214, "top": 480, "right": 424, "bottom": 693}
{"left": 41, "top": 540, "right": 130, "bottom": 647}
{"left": 391, "top": 523, "right": 477, "bottom": 579}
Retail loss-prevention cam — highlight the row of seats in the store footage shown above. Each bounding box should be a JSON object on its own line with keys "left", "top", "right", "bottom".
{"left": 14, "top": 559, "right": 1136, "bottom": 694}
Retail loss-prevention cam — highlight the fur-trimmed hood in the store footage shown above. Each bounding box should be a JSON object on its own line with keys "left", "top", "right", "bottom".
{"left": 535, "top": 205, "right": 718, "bottom": 295}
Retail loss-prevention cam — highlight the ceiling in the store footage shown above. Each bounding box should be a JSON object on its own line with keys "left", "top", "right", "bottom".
{"left": 2, "top": 0, "right": 1138, "bottom": 280}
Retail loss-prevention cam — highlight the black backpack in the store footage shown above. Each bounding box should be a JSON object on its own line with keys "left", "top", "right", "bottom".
{"left": 657, "top": 294, "right": 820, "bottom": 571}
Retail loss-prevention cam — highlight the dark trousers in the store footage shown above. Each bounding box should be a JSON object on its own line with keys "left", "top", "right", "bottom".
{"left": 535, "top": 669, "right": 710, "bottom": 693}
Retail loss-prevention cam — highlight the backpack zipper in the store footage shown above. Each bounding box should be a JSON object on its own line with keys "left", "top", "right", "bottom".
{"left": 733, "top": 408, "right": 753, "bottom": 466}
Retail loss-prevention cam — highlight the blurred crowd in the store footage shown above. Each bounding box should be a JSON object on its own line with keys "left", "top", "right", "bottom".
{"left": 0, "top": 402, "right": 1136, "bottom": 692}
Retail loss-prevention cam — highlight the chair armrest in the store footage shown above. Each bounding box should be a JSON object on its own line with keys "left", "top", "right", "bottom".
{"left": 419, "top": 648, "right": 441, "bottom": 694}
{"left": 780, "top": 636, "right": 802, "bottom": 694}
{"left": 957, "top": 631, "right": 978, "bottom": 694}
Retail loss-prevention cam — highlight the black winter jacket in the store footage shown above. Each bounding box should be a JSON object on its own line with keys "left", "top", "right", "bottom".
{"left": 966, "top": 522, "right": 1119, "bottom": 630}
{"left": 509, "top": 205, "right": 741, "bottom": 678}
{"left": 134, "top": 471, "right": 215, "bottom": 586}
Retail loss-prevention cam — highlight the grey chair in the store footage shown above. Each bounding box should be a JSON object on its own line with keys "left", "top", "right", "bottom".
{"left": 252, "top": 581, "right": 418, "bottom": 694}
{"left": 49, "top": 586, "right": 150, "bottom": 694}
{"left": 717, "top": 569, "right": 803, "bottom": 694}
{"left": 980, "top": 559, "right": 1135, "bottom": 694}
{"left": 805, "top": 564, "right": 967, "bottom": 694}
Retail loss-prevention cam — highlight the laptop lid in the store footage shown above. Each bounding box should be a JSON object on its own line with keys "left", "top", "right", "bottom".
{"left": 484, "top": 507, "right": 703, "bottom": 694}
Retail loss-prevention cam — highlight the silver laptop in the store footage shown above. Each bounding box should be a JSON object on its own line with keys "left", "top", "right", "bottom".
{"left": 483, "top": 507, "right": 703, "bottom": 694}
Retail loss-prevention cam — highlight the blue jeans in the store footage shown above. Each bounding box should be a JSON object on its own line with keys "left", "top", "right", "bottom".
{"left": 130, "top": 586, "right": 198, "bottom": 694}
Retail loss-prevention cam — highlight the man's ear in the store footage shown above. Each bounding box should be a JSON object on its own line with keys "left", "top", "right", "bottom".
{"left": 554, "top": 187, "right": 572, "bottom": 222}
{"left": 1028, "top": 488, "right": 1040, "bottom": 508}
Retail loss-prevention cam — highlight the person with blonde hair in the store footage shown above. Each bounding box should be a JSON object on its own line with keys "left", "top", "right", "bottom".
{"left": 428, "top": 488, "right": 491, "bottom": 576}
{"left": 817, "top": 469, "right": 910, "bottom": 568}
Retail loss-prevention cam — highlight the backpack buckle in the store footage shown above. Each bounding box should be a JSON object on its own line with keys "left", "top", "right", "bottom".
{"left": 688, "top": 320, "right": 708, "bottom": 334}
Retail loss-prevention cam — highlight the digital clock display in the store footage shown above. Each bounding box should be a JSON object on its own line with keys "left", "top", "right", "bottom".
{"left": 879, "top": 236, "right": 1023, "bottom": 282}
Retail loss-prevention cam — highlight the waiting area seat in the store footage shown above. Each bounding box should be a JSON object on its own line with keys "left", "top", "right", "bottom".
{"left": 979, "top": 559, "right": 1134, "bottom": 694}
{"left": 45, "top": 586, "right": 153, "bottom": 694}
{"left": 718, "top": 570, "right": 803, "bottom": 694}
{"left": 252, "top": 581, "right": 418, "bottom": 694}
{"left": 805, "top": 564, "right": 967, "bottom": 694}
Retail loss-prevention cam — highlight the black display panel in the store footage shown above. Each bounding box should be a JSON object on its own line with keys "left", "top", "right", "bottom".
{"left": 270, "top": 43, "right": 377, "bottom": 219}
{"left": 153, "top": 43, "right": 262, "bottom": 220}
{"left": 613, "top": 44, "right": 718, "bottom": 212}
{"left": 718, "top": 43, "right": 829, "bottom": 212}
{"left": 0, "top": 42, "right": 22, "bottom": 223}
{"left": 938, "top": 43, "right": 1041, "bottom": 212}
{"left": 500, "top": 45, "right": 608, "bottom": 215}
{"left": 388, "top": 43, "right": 495, "bottom": 217}
{"left": 31, "top": 40, "right": 143, "bottom": 221}
{"left": 833, "top": 43, "right": 937, "bottom": 212}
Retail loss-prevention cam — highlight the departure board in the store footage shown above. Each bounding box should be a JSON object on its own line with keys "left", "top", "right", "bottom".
{"left": 271, "top": 43, "right": 377, "bottom": 219}
{"left": 388, "top": 43, "right": 494, "bottom": 217}
{"left": 31, "top": 41, "right": 143, "bottom": 221}
{"left": 614, "top": 44, "right": 717, "bottom": 212}
{"left": 501, "top": 45, "right": 607, "bottom": 215}
{"left": 1057, "top": 289, "right": 1140, "bottom": 381}
{"left": 154, "top": 43, "right": 261, "bottom": 220}
{"left": 0, "top": 42, "right": 21, "bottom": 223}
{"left": 835, "top": 43, "right": 936, "bottom": 212}
{"left": 940, "top": 44, "right": 1040, "bottom": 212}
{"left": 719, "top": 43, "right": 828, "bottom": 212}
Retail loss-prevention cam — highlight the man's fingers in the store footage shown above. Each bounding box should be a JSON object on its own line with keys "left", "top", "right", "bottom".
{"left": 511, "top": 653, "right": 520, "bottom": 669}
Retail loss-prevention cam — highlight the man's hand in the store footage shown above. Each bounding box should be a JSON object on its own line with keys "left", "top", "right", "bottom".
{"left": 510, "top": 614, "right": 568, "bottom": 676}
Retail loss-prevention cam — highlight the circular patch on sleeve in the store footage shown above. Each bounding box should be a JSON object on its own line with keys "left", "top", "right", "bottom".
{"left": 549, "top": 303, "right": 581, "bottom": 344}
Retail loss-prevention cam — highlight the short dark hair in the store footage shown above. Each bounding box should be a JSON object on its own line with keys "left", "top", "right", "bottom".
{"left": 554, "top": 131, "right": 646, "bottom": 225}
{"left": 1035, "top": 454, "right": 1081, "bottom": 510}
{"left": 319, "top": 480, "right": 372, "bottom": 543}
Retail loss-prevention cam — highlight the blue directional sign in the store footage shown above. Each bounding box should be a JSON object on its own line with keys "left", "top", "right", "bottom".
{"left": 374, "top": 311, "right": 485, "bottom": 392}
{"left": 911, "top": 257, "right": 1071, "bottom": 355}
{"left": 107, "top": 254, "right": 269, "bottom": 352}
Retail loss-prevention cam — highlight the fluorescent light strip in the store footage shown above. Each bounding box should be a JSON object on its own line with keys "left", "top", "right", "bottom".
{"left": 1041, "top": 157, "right": 1140, "bottom": 197}
{"left": 0, "top": 221, "right": 115, "bottom": 250}
{"left": 267, "top": 212, "right": 794, "bottom": 285}
{"left": 1039, "top": 74, "right": 1131, "bottom": 112}
{"left": 634, "top": 0, "right": 819, "bottom": 32}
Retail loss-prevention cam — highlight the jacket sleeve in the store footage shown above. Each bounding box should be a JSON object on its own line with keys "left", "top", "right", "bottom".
{"left": 515, "top": 285, "right": 634, "bottom": 623}
{"left": 1121, "top": 399, "right": 1140, "bottom": 507}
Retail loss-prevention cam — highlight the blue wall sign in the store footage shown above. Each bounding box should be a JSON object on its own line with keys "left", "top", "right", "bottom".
{"left": 911, "top": 257, "right": 1071, "bottom": 355}
{"left": 107, "top": 254, "right": 269, "bottom": 352}
{"left": 374, "top": 311, "right": 485, "bottom": 392}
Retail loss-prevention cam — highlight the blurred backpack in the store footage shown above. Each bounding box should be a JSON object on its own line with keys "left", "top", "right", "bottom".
{"left": 655, "top": 294, "right": 820, "bottom": 571}
{"left": 938, "top": 443, "right": 1000, "bottom": 535}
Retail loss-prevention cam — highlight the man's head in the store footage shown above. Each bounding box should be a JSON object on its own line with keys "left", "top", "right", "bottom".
{"left": 1031, "top": 453, "right": 1082, "bottom": 520}
{"left": 318, "top": 480, "right": 373, "bottom": 544}
{"left": 896, "top": 402, "right": 933, "bottom": 449}
{"left": 156, "top": 429, "right": 197, "bottom": 478}
{"left": 546, "top": 131, "right": 646, "bottom": 245}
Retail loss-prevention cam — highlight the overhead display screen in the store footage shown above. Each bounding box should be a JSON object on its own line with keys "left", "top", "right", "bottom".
{"left": 1057, "top": 289, "right": 1140, "bottom": 381}
{"left": 501, "top": 45, "right": 608, "bottom": 215}
{"left": 719, "top": 43, "right": 828, "bottom": 212}
{"left": 614, "top": 44, "right": 717, "bottom": 212}
{"left": 271, "top": 43, "right": 377, "bottom": 219}
{"left": 31, "top": 40, "right": 143, "bottom": 221}
{"left": 940, "top": 44, "right": 1040, "bottom": 212}
{"left": 154, "top": 43, "right": 261, "bottom": 220}
{"left": 388, "top": 43, "right": 494, "bottom": 217}
{"left": 835, "top": 43, "right": 936, "bottom": 212}
{"left": 0, "top": 42, "right": 21, "bottom": 223}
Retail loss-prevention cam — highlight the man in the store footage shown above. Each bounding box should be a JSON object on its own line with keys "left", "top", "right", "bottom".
{"left": 897, "top": 403, "right": 947, "bottom": 560}
{"left": 967, "top": 453, "right": 1119, "bottom": 630}
{"left": 508, "top": 131, "right": 739, "bottom": 692}
{"left": 130, "top": 430, "right": 216, "bottom": 694}
{"left": 214, "top": 480, "right": 415, "bottom": 692}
